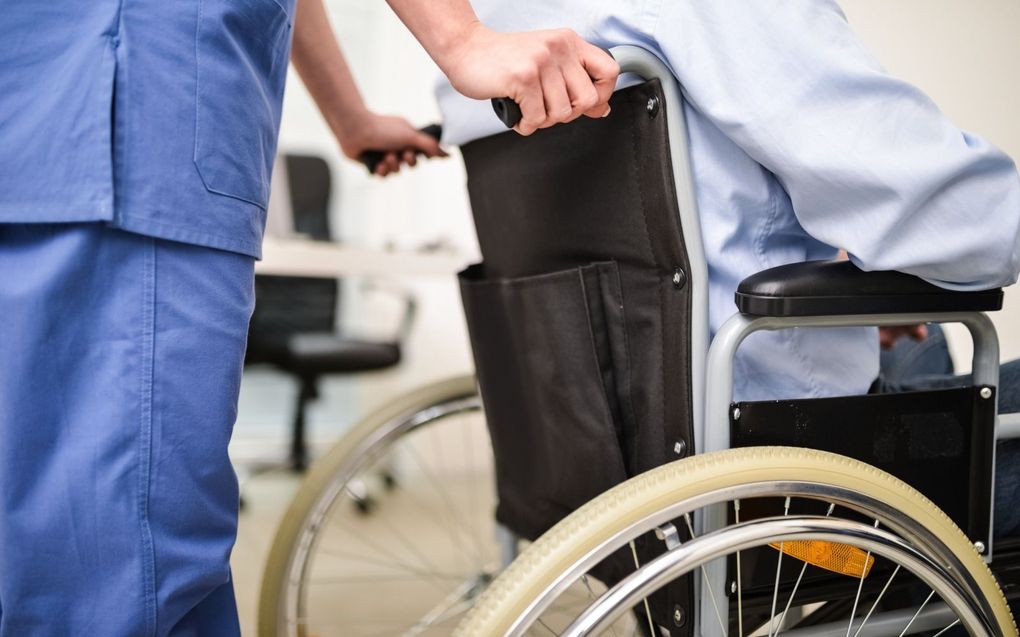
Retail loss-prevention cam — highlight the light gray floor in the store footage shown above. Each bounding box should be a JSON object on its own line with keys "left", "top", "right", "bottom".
{"left": 233, "top": 471, "right": 302, "bottom": 637}
{"left": 231, "top": 367, "right": 352, "bottom": 636}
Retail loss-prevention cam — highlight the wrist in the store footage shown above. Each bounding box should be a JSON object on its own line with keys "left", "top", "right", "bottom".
{"left": 430, "top": 19, "right": 486, "bottom": 75}
{"left": 328, "top": 104, "right": 372, "bottom": 147}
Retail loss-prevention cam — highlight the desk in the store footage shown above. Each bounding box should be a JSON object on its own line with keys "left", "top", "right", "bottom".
{"left": 255, "top": 237, "right": 470, "bottom": 278}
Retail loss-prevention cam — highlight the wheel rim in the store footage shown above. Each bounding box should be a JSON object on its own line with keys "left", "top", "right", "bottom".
{"left": 563, "top": 517, "right": 990, "bottom": 637}
{"left": 280, "top": 395, "right": 502, "bottom": 636}
{"left": 496, "top": 480, "right": 1002, "bottom": 637}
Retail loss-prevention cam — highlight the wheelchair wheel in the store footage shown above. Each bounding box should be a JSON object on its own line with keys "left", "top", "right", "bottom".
{"left": 457, "top": 447, "right": 1014, "bottom": 637}
{"left": 258, "top": 375, "right": 498, "bottom": 637}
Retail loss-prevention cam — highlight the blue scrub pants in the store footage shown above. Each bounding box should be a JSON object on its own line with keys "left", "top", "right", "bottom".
{"left": 0, "top": 223, "right": 252, "bottom": 636}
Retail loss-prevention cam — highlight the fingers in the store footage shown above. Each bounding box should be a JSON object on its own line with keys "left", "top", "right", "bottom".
{"left": 509, "top": 30, "right": 618, "bottom": 135}
{"left": 539, "top": 64, "right": 572, "bottom": 128}
{"left": 513, "top": 65, "right": 547, "bottom": 136}
{"left": 878, "top": 324, "right": 929, "bottom": 349}
{"left": 908, "top": 324, "right": 929, "bottom": 341}
{"left": 372, "top": 139, "right": 446, "bottom": 178}
{"left": 411, "top": 130, "right": 447, "bottom": 158}
{"left": 374, "top": 152, "right": 402, "bottom": 177}
{"left": 578, "top": 40, "right": 618, "bottom": 118}
{"left": 561, "top": 60, "right": 600, "bottom": 122}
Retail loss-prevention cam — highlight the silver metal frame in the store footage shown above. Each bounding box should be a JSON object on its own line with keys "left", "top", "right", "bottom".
{"left": 500, "top": 478, "right": 1002, "bottom": 637}
{"left": 562, "top": 517, "right": 992, "bottom": 637}
{"left": 611, "top": 46, "right": 712, "bottom": 441}
{"left": 608, "top": 44, "right": 1009, "bottom": 637}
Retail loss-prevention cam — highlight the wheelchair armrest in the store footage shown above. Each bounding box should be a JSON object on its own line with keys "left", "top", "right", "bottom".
{"left": 735, "top": 260, "right": 1003, "bottom": 317}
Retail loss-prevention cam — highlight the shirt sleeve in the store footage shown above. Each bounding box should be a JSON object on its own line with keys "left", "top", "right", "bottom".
{"left": 653, "top": 0, "right": 1020, "bottom": 290}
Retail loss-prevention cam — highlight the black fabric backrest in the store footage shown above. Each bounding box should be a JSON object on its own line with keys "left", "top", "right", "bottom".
{"left": 246, "top": 154, "right": 338, "bottom": 367}
{"left": 462, "top": 79, "right": 695, "bottom": 484}
{"left": 459, "top": 80, "right": 696, "bottom": 631}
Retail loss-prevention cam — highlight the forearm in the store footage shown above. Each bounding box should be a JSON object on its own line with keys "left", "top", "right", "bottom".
{"left": 384, "top": 0, "right": 481, "bottom": 74}
{"left": 291, "top": 0, "right": 367, "bottom": 139}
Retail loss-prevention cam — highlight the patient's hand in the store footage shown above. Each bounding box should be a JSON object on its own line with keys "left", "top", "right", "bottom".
{"left": 336, "top": 112, "right": 447, "bottom": 177}
{"left": 879, "top": 324, "right": 928, "bottom": 349}
{"left": 439, "top": 25, "right": 619, "bottom": 136}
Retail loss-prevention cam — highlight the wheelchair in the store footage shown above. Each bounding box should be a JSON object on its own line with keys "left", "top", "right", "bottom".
{"left": 259, "top": 46, "right": 1020, "bottom": 636}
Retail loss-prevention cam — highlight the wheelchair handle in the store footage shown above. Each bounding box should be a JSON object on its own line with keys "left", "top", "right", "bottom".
{"left": 491, "top": 98, "right": 523, "bottom": 129}
{"left": 491, "top": 47, "right": 616, "bottom": 128}
{"left": 358, "top": 123, "right": 443, "bottom": 175}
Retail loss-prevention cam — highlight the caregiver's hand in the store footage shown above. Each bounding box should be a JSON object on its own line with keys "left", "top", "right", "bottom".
{"left": 438, "top": 25, "right": 619, "bottom": 136}
{"left": 337, "top": 111, "right": 446, "bottom": 177}
{"left": 385, "top": 0, "right": 618, "bottom": 136}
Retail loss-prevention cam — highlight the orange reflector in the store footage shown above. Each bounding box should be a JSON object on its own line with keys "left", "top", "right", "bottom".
{"left": 769, "top": 540, "right": 874, "bottom": 579}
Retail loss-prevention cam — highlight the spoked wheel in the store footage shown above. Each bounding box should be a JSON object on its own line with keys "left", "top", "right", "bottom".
{"left": 258, "top": 375, "right": 501, "bottom": 637}
{"left": 456, "top": 447, "right": 1015, "bottom": 637}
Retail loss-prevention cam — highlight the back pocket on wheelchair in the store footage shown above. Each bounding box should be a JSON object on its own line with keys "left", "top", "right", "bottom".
{"left": 459, "top": 261, "right": 631, "bottom": 540}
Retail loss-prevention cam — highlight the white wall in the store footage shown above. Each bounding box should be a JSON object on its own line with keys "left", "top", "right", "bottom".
{"left": 269, "top": 0, "right": 1020, "bottom": 429}
{"left": 272, "top": 2, "right": 477, "bottom": 434}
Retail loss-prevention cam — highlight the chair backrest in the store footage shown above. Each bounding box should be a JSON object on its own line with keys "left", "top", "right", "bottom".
{"left": 286, "top": 154, "right": 333, "bottom": 241}
{"left": 246, "top": 155, "right": 339, "bottom": 367}
{"left": 458, "top": 49, "right": 704, "bottom": 629}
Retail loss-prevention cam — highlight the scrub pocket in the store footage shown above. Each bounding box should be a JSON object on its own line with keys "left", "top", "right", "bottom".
{"left": 194, "top": 0, "right": 293, "bottom": 209}
{"left": 459, "top": 262, "right": 632, "bottom": 540}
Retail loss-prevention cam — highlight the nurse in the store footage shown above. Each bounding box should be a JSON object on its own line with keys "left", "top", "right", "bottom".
{"left": 0, "top": 0, "right": 618, "bottom": 634}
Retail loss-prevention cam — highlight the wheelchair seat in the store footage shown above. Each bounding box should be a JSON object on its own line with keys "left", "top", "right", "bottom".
{"left": 736, "top": 259, "right": 1004, "bottom": 317}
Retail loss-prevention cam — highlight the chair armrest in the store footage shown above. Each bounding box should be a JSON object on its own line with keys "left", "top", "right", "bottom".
{"left": 735, "top": 260, "right": 1003, "bottom": 317}
{"left": 360, "top": 280, "right": 419, "bottom": 342}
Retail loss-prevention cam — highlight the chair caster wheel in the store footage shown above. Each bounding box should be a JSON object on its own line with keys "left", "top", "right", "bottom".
{"left": 354, "top": 495, "right": 376, "bottom": 515}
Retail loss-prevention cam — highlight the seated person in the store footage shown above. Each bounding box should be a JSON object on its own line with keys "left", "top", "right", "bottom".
{"left": 436, "top": 1, "right": 1020, "bottom": 535}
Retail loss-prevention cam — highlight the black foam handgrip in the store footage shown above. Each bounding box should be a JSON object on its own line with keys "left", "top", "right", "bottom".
{"left": 358, "top": 124, "right": 443, "bottom": 174}
{"left": 491, "top": 97, "right": 522, "bottom": 129}
{"left": 491, "top": 47, "right": 616, "bottom": 129}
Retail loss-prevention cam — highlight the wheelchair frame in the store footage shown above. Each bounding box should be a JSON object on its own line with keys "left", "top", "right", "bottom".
{"left": 573, "top": 45, "right": 1017, "bottom": 637}
{"left": 257, "top": 44, "right": 1020, "bottom": 637}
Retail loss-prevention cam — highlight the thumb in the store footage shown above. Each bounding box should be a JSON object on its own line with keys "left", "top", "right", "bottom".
{"left": 412, "top": 130, "right": 446, "bottom": 158}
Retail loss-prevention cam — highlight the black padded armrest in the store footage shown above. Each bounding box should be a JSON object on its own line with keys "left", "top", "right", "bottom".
{"left": 735, "top": 260, "right": 1003, "bottom": 317}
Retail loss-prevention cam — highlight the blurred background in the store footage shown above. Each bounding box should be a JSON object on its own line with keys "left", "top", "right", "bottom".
{"left": 231, "top": 1, "right": 1020, "bottom": 633}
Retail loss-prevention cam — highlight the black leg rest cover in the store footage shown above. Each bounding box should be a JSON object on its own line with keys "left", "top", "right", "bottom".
{"left": 736, "top": 260, "right": 1003, "bottom": 317}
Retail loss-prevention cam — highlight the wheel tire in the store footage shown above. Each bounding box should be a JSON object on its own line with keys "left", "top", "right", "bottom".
{"left": 455, "top": 446, "right": 1015, "bottom": 636}
{"left": 257, "top": 374, "right": 479, "bottom": 637}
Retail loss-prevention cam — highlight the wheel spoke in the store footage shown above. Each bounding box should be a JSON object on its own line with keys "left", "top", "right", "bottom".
{"left": 851, "top": 564, "right": 900, "bottom": 637}
{"left": 313, "top": 545, "right": 459, "bottom": 592}
{"left": 897, "top": 590, "right": 936, "bottom": 637}
{"left": 735, "top": 500, "right": 744, "bottom": 637}
{"left": 334, "top": 486, "right": 450, "bottom": 579}
{"left": 768, "top": 498, "right": 791, "bottom": 637}
{"left": 931, "top": 618, "right": 961, "bottom": 637}
{"left": 629, "top": 540, "right": 658, "bottom": 637}
{"left": 776, "top": 503, "right": 835, "bottom": 635}
{"left": 683, "top": 513, "right": 728, "bottom": 637}
{"left": 404, "top": 440, "right": 489, "bottom": 568}
{"left": 846, "top": 520, "right": 880, "bottom": 637}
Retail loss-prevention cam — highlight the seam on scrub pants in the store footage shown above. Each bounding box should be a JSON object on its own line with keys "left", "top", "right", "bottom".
{"left": 138, "top": 237, "right": 158, "bottom": 636}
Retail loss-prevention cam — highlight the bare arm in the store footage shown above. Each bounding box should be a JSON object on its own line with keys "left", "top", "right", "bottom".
{"left": 291, "top": 0, "right": 443, "bottom": 175}
{"left": 385, "top": 0, "right": 619, "bottom": 136}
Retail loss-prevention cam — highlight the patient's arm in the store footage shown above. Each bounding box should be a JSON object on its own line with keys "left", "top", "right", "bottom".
{"left": 386, "top": 0, "right": 618, "bottom": 136}
{"left": 291, "top": 0, "right": 444, "bottom": 176}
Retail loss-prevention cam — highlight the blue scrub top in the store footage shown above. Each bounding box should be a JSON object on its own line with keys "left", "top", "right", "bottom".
{"left": 0, "top": 0, "right": 297, "bottom": 258}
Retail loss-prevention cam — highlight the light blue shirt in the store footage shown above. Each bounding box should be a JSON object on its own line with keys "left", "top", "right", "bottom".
{"left": 437, "top": 0, "right": 1020, "bottom": 401}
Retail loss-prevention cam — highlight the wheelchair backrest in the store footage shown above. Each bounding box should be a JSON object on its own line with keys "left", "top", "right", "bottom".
{"left": 458, "top": 67, "right": 705, "bottom": 629}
